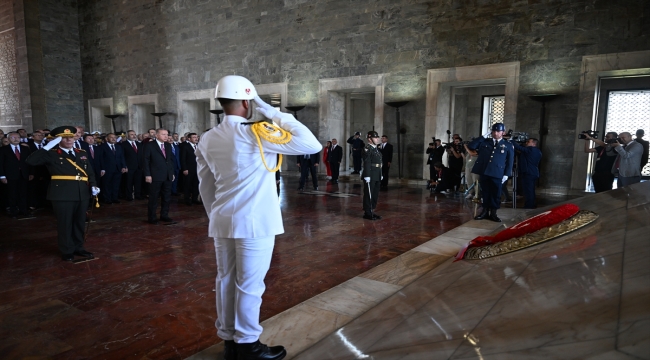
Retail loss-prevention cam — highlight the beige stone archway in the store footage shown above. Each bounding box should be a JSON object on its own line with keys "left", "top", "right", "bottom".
{"left": 424, "top": 62, "right": 520, "bottom": 180}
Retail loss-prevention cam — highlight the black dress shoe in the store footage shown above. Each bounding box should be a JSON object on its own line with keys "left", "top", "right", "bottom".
{"left": 313, "top": 187, "right": 318, "bottom": 191}
{"left": 148, "top": 220, "right": 159, "bottom": 225}
{"left": 224, "top": 340, "right": 236, "bottom": 360}
{"left": 160, "top": 217, "right": 173, "bottom": 222}
{"left": 74, "top": 250, "right": 94, "bottom": 258}
{"left": 363, "top": 214, "right": 376, "bottom": 220}
{"left": 185, "top": 201, "right": 193, "bottom": 206}
{"left": 488, "top": 210, "right": 502, "bottom": 222}
{"left": 372, "top": 214, "right": 382, "bottom": 220}
{"left": 236, "top": 340, "right": 286, "bottom": 360}
{"left": 62, "top": 254, "right": 74, "bottom": 262}
{"left": 474, "top": 208, "right": 489, "bottom": 220}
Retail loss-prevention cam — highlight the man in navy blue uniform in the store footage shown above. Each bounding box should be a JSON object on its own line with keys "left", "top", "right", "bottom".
{"left": 468, "top": 123, "right": 514, "bottom": 222}
{"left": 510, "top": 137, "right": 542, "bottom": 209}
{"left": 347, "top": 132, "right": 364, "bottom": 174}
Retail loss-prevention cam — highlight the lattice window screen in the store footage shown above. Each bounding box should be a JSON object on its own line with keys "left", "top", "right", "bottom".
{"left": 488, "top": 96, "right": 505, "bottom": 126}
{"left": 605, "top": 91, "right": 650, "bottom": 176}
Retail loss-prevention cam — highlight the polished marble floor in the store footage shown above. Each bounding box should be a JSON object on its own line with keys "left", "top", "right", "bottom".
{"left": 276, "top": 181, "right": 649, "bottom": 360}
{"left": 1, "top": 176, "right": 492, "bottom": 359}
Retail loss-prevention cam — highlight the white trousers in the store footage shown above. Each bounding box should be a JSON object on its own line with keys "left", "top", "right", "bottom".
{"left": 213, "top": 236, "right": 275, "bottom": 343}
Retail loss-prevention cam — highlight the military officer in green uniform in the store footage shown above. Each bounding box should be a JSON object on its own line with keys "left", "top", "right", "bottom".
{"left": 26, "top": 126, "right": 100, "bottom": 261}
{"left": 362, "top": 131, "right": 383, "bottom": 220}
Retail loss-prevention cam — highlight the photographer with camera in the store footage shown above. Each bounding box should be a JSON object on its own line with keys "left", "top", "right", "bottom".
{"left": 467, "top": 123, "right": 514, "bottom": 222}
{"left": 426, "top": 139, "right": 444, "bottom": 185}
{"left": 428, "top": 162, "right": 452, "bottom": 193}
{"left": 583, "top": 131, "right": 618, "bottom": 192}
{"left": 611, "top": 132, "right": 643, "bottom": 187}
{"left": 507, "top": 136, "right": 542, "bottom": 209}
{"left": 446, "top": 137, "right": 464, "bottom": 193}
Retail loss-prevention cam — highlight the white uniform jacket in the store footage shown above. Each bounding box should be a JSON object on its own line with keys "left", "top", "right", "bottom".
{"left": 196, "top": 112, "right": 321, "bottom": 238}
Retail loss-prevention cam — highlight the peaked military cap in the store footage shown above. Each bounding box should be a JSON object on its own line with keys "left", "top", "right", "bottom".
{"left": 50, "top": 126, "right": 77, "bottom": 138}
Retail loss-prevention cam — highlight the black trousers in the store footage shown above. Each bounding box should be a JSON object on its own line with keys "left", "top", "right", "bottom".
{"left": 124, "top": 168, "right": 143, "bottom": 200}
{"left": 148, "top": 180, "right": 172, "bottom": 221}
{"left": 592, "top": 172, "right": 615, "bottom": 193}
{"left": 183, "top": 172, "right": 200, "bottom": 202}
{"left": 363, "top": 179, "right": 380, "bottom": 215}
{"left": 520, "top": 174, "right": 537, "bottom": 209}
{"left": 52, "top": 198, "right": 89, "bottom": 255}
{"left": 4, "top": 178, "right": 29, "bottom": 215}
{"left": 299, "top": 163, "right": 318, "bottom": 189}
{"left": 381, "top": 163, "right": 390, "bottom": 187}
{"left": 479, "top": 175, "right": 502, "bottom": 210}
{"left": 352, "top": 152, "right": 362, "bottom": 172}
{"left": 30, "top": 178, "right": 49, "bottom": 208}
{"left": 329, "top": 161, "right": 340, "bottom": 181}
{"left": 101, "top": 170, "right": 122, "bottom": 202}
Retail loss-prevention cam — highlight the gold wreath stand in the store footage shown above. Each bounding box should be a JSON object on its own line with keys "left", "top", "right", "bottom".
{"left": 464, "top": 210, "right": 599, "bottom": 260}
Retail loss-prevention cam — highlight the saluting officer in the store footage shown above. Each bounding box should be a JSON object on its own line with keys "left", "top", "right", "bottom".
{"left": 26, "top": 126, "right": 100, "bottom": 261}
{"left": 467, "top": 123, "right": 514, "bottom": 222}
{"left": 362, "top": 131, "right": 383, "bottom": 220}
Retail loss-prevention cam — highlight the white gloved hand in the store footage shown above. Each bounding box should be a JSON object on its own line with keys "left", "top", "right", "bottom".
{"left": 381, "top": 176, "right": 383, "bottom": 180}
{"left": 91, "top": 186, "right": 100, "bottom": 196}
{"left": 502, "top": 175, "right": 508, "bottom": 184}
{"left": 483, "top": 131, "right": 491, "bottom": 138}
{"left": 43, "top": 136, "right": 62, "bottom": 150}
{"left": 364, "top": 177, "right": 371, "bottom": 182}
{"left": 253, "top": 95, "right": 279, "bottom": 119}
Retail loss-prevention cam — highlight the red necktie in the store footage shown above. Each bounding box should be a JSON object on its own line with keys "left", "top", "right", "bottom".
{"left": 90, "top": 146, "right": 94, "bottom": 159}
{"left": 132, "top": 142, "right": 137, "bottom": 153}
{"left": 161, "top": 144, "right": 166, "bottom": 158}
{"left": 14, "top": 146, "right": 20, "bottom": 160}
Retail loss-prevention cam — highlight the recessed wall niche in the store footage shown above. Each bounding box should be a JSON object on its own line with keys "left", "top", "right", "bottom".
{"left": 87, "top": 98, "right": 114, "bottom": 133}
{"left": 127, "top": 94, "right": 159, "bottom": 134}
{"left": 177, "top": 89, "right": 217, "bottom": 135}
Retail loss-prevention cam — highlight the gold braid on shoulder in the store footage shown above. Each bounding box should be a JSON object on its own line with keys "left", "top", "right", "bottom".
{"left": 250, "top": 121, "right": 292, "bottom": 172}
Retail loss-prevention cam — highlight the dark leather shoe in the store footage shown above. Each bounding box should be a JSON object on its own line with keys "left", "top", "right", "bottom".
{"left": 313, "top": 187, "right": 318, "bottom": 191}
{"left": 236, "top": 340, "right": 286, "bottom": 360}
{"left": 363, "top": 214, "right": 376, "bottom": 220}
{"left": 474, "top": 208, "right": 489, "bottom": 220}
{"left": 224, "top": 340, "right": 236, "bottom": 360}
{"left": 62, "top": 254, "right": 74, "bottom": 262}
{"left": 160, "top": 217, "right": 173, "bottom": 222}
{"left": 148, "top": 220, "right": 159, "bottom": 225}
{"left": 74, "top": 250, "right": 94, "bottom": 258}
{"left": 488, "top": 210, "right": 502, "bottom": 222}
{"left": 372, "top": 214, "right": 382, "bottom": 220}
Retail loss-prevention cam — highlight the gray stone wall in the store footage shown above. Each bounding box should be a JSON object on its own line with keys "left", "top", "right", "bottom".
{"left": 78, "top": 0, "right": 650, "bottom": 188}
{"left": 38, "top": 0, "right": 84, "bottom": 128}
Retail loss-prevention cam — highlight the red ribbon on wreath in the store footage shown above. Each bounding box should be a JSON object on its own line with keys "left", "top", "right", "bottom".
{"left": 455, "top": 203, "right": 580, "bottom": 261}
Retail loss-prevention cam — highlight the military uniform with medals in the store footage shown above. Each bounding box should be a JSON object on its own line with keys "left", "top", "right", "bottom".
{"left": 26, "top": 126, "right": 98, "bottom": 261}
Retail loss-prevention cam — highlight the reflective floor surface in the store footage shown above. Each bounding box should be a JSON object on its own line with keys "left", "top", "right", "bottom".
{"left": 1, "top": 176, "right": 489, "bottom": 359}
{"left": 285, "top": 181, "right": 650, "bottom": 359}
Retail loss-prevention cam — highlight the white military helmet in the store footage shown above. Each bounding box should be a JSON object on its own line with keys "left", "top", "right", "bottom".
{"left": 214, "top": 75, "right": 257, "bottom": 100}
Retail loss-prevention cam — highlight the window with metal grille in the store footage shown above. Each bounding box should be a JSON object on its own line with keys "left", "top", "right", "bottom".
{"left": 605, "top": 90, "right": 650, "bottom": 176}
{"left": 481, "top": 95, "right": 505, "bottom": 134}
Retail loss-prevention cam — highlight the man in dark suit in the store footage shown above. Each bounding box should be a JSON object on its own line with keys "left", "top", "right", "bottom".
{"left": 143, "top": 128, "right": 175, "bottom": 224}
{"left": 83, "top": 133, "right": 102, "bottom": 185}
{"left": 510, "top": 138, "right": 542, "bottom": 209}
{"left": 121, "top": 130, "right": 143, "bottom": 201}
{"left": 467, "top": 123, "right": 514, "bottom": 222}
{"left": 426, "top": 139, "right": 444, "bottom": 185}
{"left": 26, "top": 126, "right": 99, "bottom": 261}
{"left": 635, "top": 129, "right": 649, "bottom": 173}
{"left": 98, "top": 133, "right": 127, "bottom": 204}
{"left": 328, "top": 138, "right": 343, "bottom": 184}
{"left": 28, "top": 130, "right": 50, "bottom": 209}
{"left": 74, "top": 126, "right": 90, "bottom": 152}
{"left": 0, "top": 132, "right": 33, "bottom": 217}
{"left": 378, "top": 135, "right": 393, "bottom": 189}
{"left": 180, "top": 133, "right": 200, "bottom": 205}
{"left": 167, "top": 136, "right": 181, "bottom": 195}
{"left": 296, "top": 151, "right": 320, "bottom": 191}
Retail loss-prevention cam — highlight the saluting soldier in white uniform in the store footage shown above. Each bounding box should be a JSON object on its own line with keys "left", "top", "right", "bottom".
{"left": 196, "top": 75, "right": 321, "bottom": 360}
